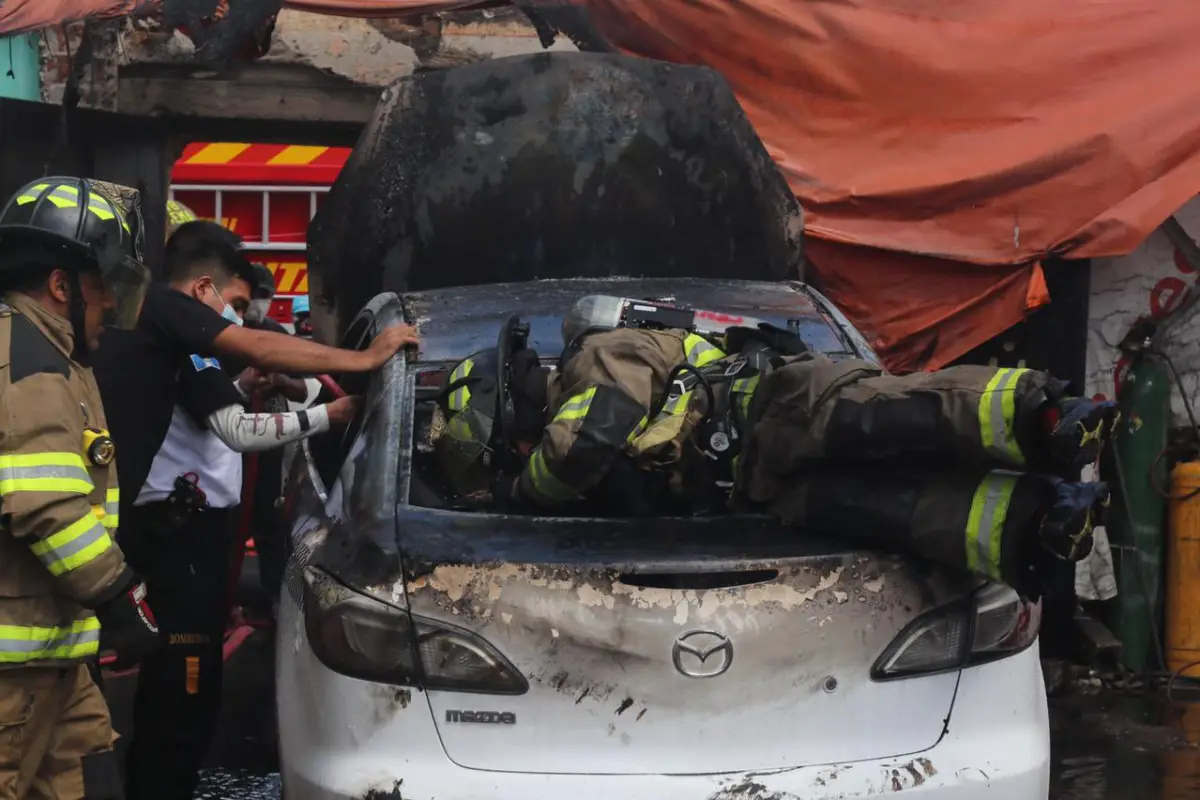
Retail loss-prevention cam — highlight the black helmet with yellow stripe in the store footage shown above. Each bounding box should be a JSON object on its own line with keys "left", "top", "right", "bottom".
{"left": 0, "top": 177, "right": 150, "bottom": 330}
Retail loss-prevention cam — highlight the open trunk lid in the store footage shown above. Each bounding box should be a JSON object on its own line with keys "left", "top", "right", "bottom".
{"left": 400, "top": 509, "right": 967, "bottom": 775}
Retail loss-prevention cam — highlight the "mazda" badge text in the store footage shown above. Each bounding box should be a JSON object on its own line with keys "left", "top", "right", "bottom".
{"left": 445, "top": 710, "right": 517, "bottom": 724}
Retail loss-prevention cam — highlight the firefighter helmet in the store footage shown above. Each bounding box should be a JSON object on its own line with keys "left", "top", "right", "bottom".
{"left": 0, "top": 177, "right": 150, "bottom": 330}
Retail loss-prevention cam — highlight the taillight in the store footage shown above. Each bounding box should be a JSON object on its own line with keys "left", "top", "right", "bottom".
{"left": 871, "top": 583, "right": 1042, "bottom": 681}
{"left": 303, "top": 568, "right": 527, "bottom": 694}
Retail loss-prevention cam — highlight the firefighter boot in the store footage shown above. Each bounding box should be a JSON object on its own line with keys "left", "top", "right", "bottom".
{"left": 1037, "top": 478, "right": 1111, "bottom": 563}
{"left": 1040, "top": 394, "right": 1121, "bottom": 471}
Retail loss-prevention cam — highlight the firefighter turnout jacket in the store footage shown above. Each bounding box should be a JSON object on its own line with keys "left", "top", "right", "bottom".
{"left": 735, "top": 351, "right": 1067, "bottom": 503}
{"left": 0, "top": 293, "right": 131, "bottom": 668}
{"left": 511, "top": 326, "right": 1109, "bottom": 587}
{"left": 515, "top": 328, "right": 725, "bottom": 507}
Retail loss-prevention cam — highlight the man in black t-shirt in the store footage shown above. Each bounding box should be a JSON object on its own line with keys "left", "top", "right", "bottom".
{"left": 94, "top": 223, "right": 416, "bottom": 503}
{"left": 92, "top": 222, "right": 406, "bottom": 800}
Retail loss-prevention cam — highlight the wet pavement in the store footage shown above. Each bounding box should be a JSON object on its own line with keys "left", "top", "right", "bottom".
{"left": 103, "top": 624, "right": 1200, "bottom": 799}
{"left": 1050, "top": 688, "right": 1200, "bottom": 799}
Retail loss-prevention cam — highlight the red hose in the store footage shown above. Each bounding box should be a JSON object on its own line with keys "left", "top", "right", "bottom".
{"left": 317, "top": 374, "right": 347, "bottom": 399}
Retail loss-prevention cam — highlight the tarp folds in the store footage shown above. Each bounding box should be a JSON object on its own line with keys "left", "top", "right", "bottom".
{"left": 556, "top": 0, "right": 1200, "bottom": 369}
{"left": 308, "top": 52, "right": 805, "bottom": 342}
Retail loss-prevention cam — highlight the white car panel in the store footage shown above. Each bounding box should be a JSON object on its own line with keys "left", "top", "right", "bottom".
{"left": 277, "top": 588, "right": 1048, "bottom": 799}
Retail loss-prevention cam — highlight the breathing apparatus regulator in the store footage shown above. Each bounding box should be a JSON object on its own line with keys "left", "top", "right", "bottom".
{"left": 560, "top": 294, "right": 814, "bottom": 492}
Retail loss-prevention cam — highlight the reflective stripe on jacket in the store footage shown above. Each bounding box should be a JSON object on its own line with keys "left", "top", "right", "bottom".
{"left": 517, "top": 328, "right": 726, "bottom": 507}
{"left": 964, "top": 470, "right": 1020, "bottom": 581}
{"left": 0, "top": 293, "right": 131, "bottom": 669}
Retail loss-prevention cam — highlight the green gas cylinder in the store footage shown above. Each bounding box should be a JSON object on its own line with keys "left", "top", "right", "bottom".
{"left": 1105, "top": 355, "right": 1172, "bottom": 673}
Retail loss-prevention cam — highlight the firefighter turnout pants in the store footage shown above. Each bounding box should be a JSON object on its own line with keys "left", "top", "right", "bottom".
{"left": 117, "top": 504, "right": 237, "bottom": 800}
{"left": 0, "top": 664, "right": 122, "bottom": 800}
{"left": 766, "top": 468, "right": 1103, "bottom": 591}
{"left": 738, "top": 354, "right": 1073, "bottom": 506}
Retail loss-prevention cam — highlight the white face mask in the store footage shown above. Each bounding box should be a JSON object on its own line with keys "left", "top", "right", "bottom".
{"left": 246, "top": 298, "right": 271, "bottom": 323}
{"left": 211, "top": 285, "right": 244, "bottom": 327}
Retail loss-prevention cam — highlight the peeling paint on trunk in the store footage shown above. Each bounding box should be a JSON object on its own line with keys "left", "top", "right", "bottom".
{"left": 407, "top": 552, "right": 968, "bottom": 774}
{"left": 361, "top": 780, "right": 404, "bottom": 800}
{"left": 406, "top": 562, "right": 861, "bottom": 628}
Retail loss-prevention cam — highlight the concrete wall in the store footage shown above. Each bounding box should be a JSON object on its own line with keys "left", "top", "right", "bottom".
{"left": 39, "top": 8, "right": 573, "bottom": 111}
{"left": 1086, "top": 197, "right": 1200, "bottom": 424}
{"left": 264, "top": 7, "right": 575, "bottom": 84}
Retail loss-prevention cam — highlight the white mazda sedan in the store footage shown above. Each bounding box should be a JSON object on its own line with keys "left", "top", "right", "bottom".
{"left": 275, "top": 280, "right": 1050, "bottom": 800}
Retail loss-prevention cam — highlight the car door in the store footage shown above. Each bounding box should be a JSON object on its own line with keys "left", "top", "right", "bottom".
{"left": 281, "top": 292, "right": 409, "bottom": 614}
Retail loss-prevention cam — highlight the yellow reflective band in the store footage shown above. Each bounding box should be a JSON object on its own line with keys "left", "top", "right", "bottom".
{"left": 965, "top": 471, "right": 1019, "bottom": 580}
{"left": 684, "top": 334, "right": 725, "bottom": 367}
{"left": 0, "top": 617, "right": 100, "bottom": 663}
{"left": 15, "top": 183, "right": 52, "bottom": 205}
{"left": 978, "top": 368, "right": 1029, "bottom": 466}
{"left": 0, "top": 452, "right": 94, "bottom": 496}
{"left": 658, "top": 391, "right": 692, "bottom": 417}
{"left": 732, "top": 376, "right": 760, "bottom": 418}
{"left": 87, "top": 199, "right": 116, "bottom": 221}
{"left": 553, "top": 387, "right": 597, "bottom": 423}
{"left": 627, "top": 414, "right": 650, "bottom": 444}
{"left": 526, "top": 448, "right": 575, "bottom": 502}
{"left": 446, "top": 414, "right": 474, "bottom": 441}
{"left": 45, "top": 186, "right": 80, "bottom": 210}
{"left": 447, "top": 358, "right": 475, "bottom": 411}
{"left": 29, "top": 514, "right": 113, "bottom": 576}
{"left": 102, "top": 486, "right": 120, "bottom": 528}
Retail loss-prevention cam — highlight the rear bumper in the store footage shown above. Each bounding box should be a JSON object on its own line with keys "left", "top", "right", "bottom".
{"left": 278, "top": 599, "right": 1048, "bottom": 800}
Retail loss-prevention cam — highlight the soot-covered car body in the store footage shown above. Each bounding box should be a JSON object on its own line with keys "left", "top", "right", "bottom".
{"left": 275, "top": 281, "right": 1050, "bottom": 800}
{"left": 278, "top": 52, "right": 1049, "bottom": 800}
{"left": 305, "top": 51, "right": 805, "bottom": 345}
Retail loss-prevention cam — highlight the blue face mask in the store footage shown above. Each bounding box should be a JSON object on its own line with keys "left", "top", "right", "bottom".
{"left": 211, "top": 286, "right": 244, "bottom": 327}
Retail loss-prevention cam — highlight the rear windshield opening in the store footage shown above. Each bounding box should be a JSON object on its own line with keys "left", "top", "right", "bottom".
{"left": 410, "top": 362, "right": 709, "bottom": 519}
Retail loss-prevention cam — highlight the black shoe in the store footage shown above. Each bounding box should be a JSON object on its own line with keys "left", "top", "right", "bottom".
{"left": 1046, "top": 398, "right": 1121, "bottom": 469}
{"left": 1039, "top": 480, "right": 1110, "bottom": 562}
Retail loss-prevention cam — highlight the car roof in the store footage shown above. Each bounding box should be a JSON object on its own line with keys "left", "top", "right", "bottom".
{"left": 402, "top": 277, "right": 860, "bottom": 364}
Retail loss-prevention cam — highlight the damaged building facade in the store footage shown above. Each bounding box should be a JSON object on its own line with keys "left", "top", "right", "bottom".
{"left": 8, "top": 5, "right": 573, "bottom": 269}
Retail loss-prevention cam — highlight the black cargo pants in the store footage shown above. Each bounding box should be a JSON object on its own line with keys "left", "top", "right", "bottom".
{"left": 117, "top": 502, "right": 237, "bottom": 800}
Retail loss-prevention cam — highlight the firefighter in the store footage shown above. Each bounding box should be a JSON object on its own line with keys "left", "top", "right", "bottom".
{"left": 0, "top": 177, "right": 161, "bottom": 798}
{"left": 165, "top": 199, "right": 197, "bottom": 237}
{"left": 433, "top": 296, "right": 1118, "bottom": 591}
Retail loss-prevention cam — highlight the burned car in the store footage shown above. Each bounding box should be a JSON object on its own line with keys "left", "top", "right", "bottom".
{"left": 277, "top": 53, "right": 1051, "bottom": 800}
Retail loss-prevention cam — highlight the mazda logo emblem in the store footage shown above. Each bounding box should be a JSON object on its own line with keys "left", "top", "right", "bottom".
{"left": 672, "top": 630, "right": 733, "bottom": 679}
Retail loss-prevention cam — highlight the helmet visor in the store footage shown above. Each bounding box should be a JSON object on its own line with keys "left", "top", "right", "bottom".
{"left": 100, "top": 253, "right": 151, "bottom": 330}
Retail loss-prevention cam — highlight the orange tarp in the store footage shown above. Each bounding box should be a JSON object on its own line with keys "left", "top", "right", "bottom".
{"left": 11, "top": 0, "right": 1200, "bottom": 370}
{"left": 563, "top": 0, "right": 1200, "bottom": 369}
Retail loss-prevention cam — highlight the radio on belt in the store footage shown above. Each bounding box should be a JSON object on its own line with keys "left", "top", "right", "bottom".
{"left": 166, "top": 472, "right": 208, "bottom": 528}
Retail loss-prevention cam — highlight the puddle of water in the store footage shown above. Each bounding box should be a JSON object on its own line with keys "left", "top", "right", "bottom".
{"left": 194, "top": 769, "right": 281, "bottom": 800}
{"left": 1050, "top": 693, "right": 1200, "bottom": 799}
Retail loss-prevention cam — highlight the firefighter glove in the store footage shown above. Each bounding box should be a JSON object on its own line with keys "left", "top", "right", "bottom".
{"left": 1038, "top": 479, "right": 1110, "bottom": 563}
{"left": 96, "top": 577, "right": 161, "bottom": 670}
